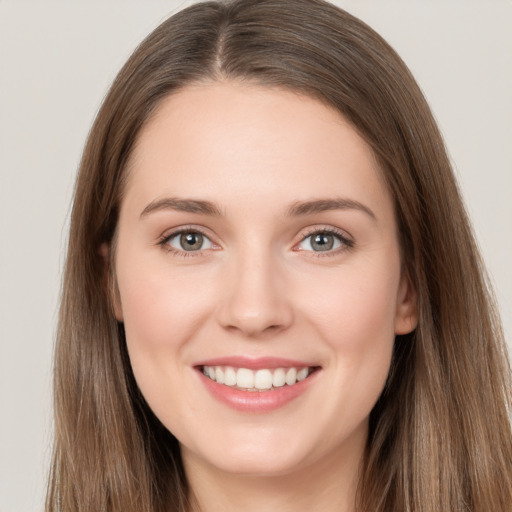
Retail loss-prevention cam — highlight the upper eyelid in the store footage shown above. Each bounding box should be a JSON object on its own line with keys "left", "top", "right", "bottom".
{"left": 160, "top": 225, "right": 215, "bottom": 242}
{"left": 296, "top": 225, "right": 353, "bottom": 242}
{"left": 158, "top": 227, "right": 218, "bottom": 257}
{"left": 158, "top": 226, "right": 217, "bottom": 253}
{"left": 292, "top": 226, "right": 354, "bottom": 254}
{"left": 158, "top": 224, "right": 353, "bottom": 249}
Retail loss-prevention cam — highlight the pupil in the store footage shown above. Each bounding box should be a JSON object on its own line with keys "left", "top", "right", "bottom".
{"left": 181, "top": 232, "right": 203, "bottom": 251}
{"left": 312, "top": 233, "right": 333, "bottom": 251}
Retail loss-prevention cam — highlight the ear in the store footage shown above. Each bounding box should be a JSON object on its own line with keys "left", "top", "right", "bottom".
{"left": 99, "top": 242, "right": 124, "bottom": 322}
{"left": 394, "top": 271, "right": 418, "bottom": 335}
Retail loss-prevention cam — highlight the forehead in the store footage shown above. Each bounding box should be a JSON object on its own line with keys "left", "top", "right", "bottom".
{"left": 122, "top": 81, "right": 393, "bottom": 220}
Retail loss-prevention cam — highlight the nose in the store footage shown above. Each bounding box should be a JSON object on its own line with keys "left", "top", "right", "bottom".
{"left": 216, "top": 249, "right": 294, "bottom": 338}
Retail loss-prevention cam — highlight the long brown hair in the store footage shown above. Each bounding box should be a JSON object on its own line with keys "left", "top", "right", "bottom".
{"left": 47, "top": 1, "right": 512, "bottom": 510}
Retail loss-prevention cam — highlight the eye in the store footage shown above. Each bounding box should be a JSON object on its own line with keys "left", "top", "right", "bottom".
{"left": 166, "top": 230, "right": 214, "bottom": 252}
{"left": 297, "top": 230, "right": 352, "bottom": 253}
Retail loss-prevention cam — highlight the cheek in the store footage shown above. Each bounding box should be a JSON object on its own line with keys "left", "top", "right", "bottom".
{"left": 297, "top": 259, "right": 400, "bottom": 433}
{"left": 117, "top": 227, "right": 218, "bottom": 326}
{"left": 297, "top": 256, "right": 400, "bottom": 404}
{"left": 116, "top": 259, "right": 215, "bottom": 381}
{"left": 116, "top": 261, "right": 222, "bottom": 428}
{"left": 304, "top": 262, "right": 399, "bottom": 344}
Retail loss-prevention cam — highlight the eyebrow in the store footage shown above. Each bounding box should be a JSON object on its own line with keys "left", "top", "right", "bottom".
{"left": 286, "top": 198, "right": 377, "bottom": 221}
{"left": 140, "top": 196, "right": 376, "bottom": 221}
{"left": 140, "top": 198, "right": 223, "bottom": 218}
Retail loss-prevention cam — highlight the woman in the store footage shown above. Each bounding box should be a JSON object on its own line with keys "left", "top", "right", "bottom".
{"left": 46, "top": 0, "right": 512, "bottom": 511}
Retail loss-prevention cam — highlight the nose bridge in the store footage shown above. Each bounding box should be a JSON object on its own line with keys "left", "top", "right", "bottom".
{"left": 216, "top": 238, "right": 293, "bottom": 337}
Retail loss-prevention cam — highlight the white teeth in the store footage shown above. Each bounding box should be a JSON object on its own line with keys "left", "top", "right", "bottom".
{"left": 224, "top": 366, "right": 237, "bottom": 386}
{"left": 285, "top": 367, "right": 297, "bottom": 386}
{"left": 215, "top": 367, "right": 225, "bottom": 384}
{"left": 297, "top": 367, "right": 309, "bottom": 381}
{"left": 202, "top": 365, "right": 313, "bottom": 390}
{"left": 254, "top": 369, "right": 273, "bottom": 390}
{"left": 236, "top": 368, "right": 254, "bottom": 388}
{"left": 272, "top": 368, "right": 286, "bottom": 387}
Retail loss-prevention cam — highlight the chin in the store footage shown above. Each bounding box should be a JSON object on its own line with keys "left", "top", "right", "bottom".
{"left": 196, "top": 446, "right": 309, "bottom": 478}
{"left": 180, "top": 418, "right": 352, "bottom": 480}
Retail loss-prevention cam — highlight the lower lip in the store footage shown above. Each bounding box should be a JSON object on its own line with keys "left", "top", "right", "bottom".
{"left": 197, "top": 369, "right": 319, "bottom": 413}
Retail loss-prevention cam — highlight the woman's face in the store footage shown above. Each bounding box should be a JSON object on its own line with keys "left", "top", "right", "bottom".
{"left": 112, "top": 82, "right": 417, "bottom": 479}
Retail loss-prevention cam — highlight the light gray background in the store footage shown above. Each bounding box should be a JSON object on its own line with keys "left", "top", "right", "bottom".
{"left": 1, "top": 1, "right": 511, "bottom": 511}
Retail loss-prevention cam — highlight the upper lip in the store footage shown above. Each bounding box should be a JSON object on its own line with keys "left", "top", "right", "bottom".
{"left": 194, "top": 356, "right": 319, "bottom": 370}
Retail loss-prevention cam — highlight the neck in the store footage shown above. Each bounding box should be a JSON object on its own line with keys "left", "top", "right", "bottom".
{"left": 181, "top": 428, "right": 366, "bottom": 512}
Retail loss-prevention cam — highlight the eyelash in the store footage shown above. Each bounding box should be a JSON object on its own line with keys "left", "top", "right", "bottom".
{"left": 158, "top": 226, "right": 214, "bottom": 258}
{"left": 157, "top": 226, "right": 354, "bottom": 258}
{"left": 296, "top": 227, "right": 354, "bottom": 258}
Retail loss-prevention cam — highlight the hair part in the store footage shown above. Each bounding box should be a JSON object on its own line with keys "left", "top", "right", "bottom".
{"left": 47, "top": 1, "right": 512, "bottom": 511}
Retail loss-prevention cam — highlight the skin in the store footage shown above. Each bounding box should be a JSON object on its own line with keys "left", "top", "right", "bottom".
{"left": 111, "top": 81, "right": 417, "bottom": 512}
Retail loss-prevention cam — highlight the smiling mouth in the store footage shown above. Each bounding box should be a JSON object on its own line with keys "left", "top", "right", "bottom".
{"left": 200, "top": 365, "right": 319, "bottom": 392}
